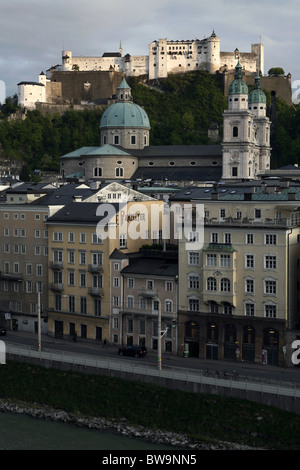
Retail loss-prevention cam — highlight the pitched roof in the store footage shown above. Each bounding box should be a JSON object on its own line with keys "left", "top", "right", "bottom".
{"left": 121, "top": 257, "right": 178, "bottom": 277}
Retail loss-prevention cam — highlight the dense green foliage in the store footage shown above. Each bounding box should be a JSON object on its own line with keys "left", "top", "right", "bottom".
{"left": 0, "top": 72, "right": 300, "bottom": 179}
{"left": 0, "top": 361, "right": 299, "bottom": 450}
{"left": 127, "top": 72, "right": 227, "bottom": 145}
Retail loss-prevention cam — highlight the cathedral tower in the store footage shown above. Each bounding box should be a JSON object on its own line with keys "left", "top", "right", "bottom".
{"left": 222, "top": 63, "right": 271, "bottom": 180}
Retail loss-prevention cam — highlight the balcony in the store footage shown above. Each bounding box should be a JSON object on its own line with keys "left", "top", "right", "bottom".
{"left": 88, "top": 287, "right": 104, "bottom": 297}
{"left": 0, "top": 271, "right": 23, "bottom": 282}
{"left": 49, "top": 261, "right": 64, "bottom": 270}
{"left": 50, "top": 282, "right": 64, "bottom": 292}
{"left": 88, "top": 264, "right": 104, "bottom": 274}
{"left": 138, "top": 288, "right": 158, "bottom": 298}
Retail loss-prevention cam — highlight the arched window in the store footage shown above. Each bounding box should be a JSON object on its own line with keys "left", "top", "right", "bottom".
{"left": 115, "top": 167, "right": 124, "bottom": 178}
{"left": 233, "top": 126, "right": 239, "bottom": 137}
{"left": 207, "top": 277, "right": 217, "bottom": 291}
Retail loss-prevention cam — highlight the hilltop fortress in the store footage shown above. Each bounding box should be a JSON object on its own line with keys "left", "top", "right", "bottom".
{"left": 17, "top": 31, "right": 292, "bottom": 109}
{"left": 59, "top": 31, "right": 263, "bottom": 78}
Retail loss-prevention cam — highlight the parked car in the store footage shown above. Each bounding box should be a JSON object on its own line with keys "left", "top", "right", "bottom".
{"left": 118, "top": 345, "right": 147, "bottom": 358}
{"left": 0, "top": 328, "right": 6, "bottom": 336}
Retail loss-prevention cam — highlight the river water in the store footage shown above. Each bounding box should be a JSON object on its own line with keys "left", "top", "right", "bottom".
{"left": 0, "top": 412, "right": 178, "bottom": 450}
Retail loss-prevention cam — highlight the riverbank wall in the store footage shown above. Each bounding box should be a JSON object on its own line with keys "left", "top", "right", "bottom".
{"left": 7, "top": 352, "right": 300, "bottom": 415}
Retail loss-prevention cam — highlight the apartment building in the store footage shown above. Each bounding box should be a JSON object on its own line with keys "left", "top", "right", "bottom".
{"left": 0, "top": 184, "right": 55, "bottom": 332}
{"left": 46, "top": 199, "right": 165, "bottom": 341}
{"left": 171, "top": 182, "right": 300, "bottom": 366}
{"left": 110, "top": 249, "right": 178, "bottom": 352}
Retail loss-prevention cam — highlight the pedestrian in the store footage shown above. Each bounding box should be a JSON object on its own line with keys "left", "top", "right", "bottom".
{"left": 103, "top": 338, "right": 107, "bottom": 347}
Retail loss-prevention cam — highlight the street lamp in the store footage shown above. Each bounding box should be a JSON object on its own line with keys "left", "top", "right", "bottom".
{"left": 37, "top": 291, "right": 41, "bottom": 352}
{"left": 158, "top": 299, "right": 162, "bottom": 370}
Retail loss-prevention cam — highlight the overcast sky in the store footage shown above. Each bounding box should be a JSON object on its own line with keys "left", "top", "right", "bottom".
{"left": 1, "top": 0, "right": 300, "bottom": 98}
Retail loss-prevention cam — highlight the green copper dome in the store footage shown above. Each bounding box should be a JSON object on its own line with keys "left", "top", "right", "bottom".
{"left": 100, "top": 77, "right": 150, "bottom": 130}
{"left": 228, "top": 61, "right": 248, "bottom": 95}
{"left": 249, "top": 73, "right": 266, "bottom": 104}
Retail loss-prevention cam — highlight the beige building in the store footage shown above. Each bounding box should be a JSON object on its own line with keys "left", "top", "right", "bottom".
{"left": 110, "top": 249, "right": 178, "bottom": 353}
{"left": 171, "top": 181, "right": 300, "bottom": 366}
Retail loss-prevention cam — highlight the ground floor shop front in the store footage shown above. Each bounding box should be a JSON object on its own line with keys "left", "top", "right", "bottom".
{"left": 177, "top": 311, "right": 286, "bottom": 367}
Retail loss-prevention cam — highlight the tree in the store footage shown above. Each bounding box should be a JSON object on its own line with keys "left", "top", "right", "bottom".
{"left": 268, "top": 67, "right": 285, "bottom": 76}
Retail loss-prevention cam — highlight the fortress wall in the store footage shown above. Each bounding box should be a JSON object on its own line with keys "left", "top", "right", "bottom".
{"left": 50, "top": 70, "right": 124, "bottom": 104}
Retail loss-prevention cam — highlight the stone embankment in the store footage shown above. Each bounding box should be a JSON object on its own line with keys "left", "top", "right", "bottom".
{"left": 0, "top": 398, "right": 262, "bottom": 450}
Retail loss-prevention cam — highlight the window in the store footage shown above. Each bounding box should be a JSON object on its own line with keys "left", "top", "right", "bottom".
{"left": 254, "top": 209, "right": 261, "bottom": 219}
{"left": 68, "top": 232, "right": 75, "bottom": 243}
{"left": 265, "top": 303, "right": 277, "bottom": 318}
{"left": 220, "top": 254, "right": 230, "bottom": 267}
{"left": 68, "top": 271, "right": 75, "bottom": 286}
{"left": 80, "top": 297, "right": 87, "bottom": 314}
{"left": 220, "top": 209, "right": 226, "bottom": 219}
{"left": 114, "top": 135, "right": 119, "bottom": 145}
{"left": 232, "top": 167, "right": 238, "bottom": 177}
{"left": 147, "top": 280, "right": 154, "bottom": 290}
{"left": 246, "top": 233, "right": 254, "bottom": 244}
{"left": 264, "top": 279, "right": 277, "bottom": 295}
{"left": 80, "top": 252, "right": 86, "bottom": 265}
{"left": 92, "top": 253, "right": 103, "bottom": 266}
{"left": 94, "top": 299, "right": 102, "bottom": 316}
{"left": 233, "top": 126, "right": 238, "bottom": 137}
{"left": 223, "top": 302, "right": 232, "bottom": 315}
{"left": 189, "top": 298, "right": 200, "bottom": 312}
{"left": 207, "top": 277, "right": 217, "bottom": 291}
{"left": 189, "top": 252, "right": 200, "bottom": 265}
{"left": 53, "top": 232, "right": 63, "bottom": 242}
{"left": 80, "top": 233, "right": 86, "bottom": 244}
{"left": 68, "top": 251, "right": 75, "bottom": 264}
{"left": 245, "top": 302, "right": 255, "bottom": 316}
{"left": 245, "top": 278, "right": 254, "bottom": 294}
{"left": 245, "top": 254, "right": 254, "bottom": 268}
{"left": 69, "top": 296, "right": 75, "bottom": 313}
{"left": 131, "top": 135, "right": 136, "bottom": 145}
{"left": 188, "top": 275, "right": 200, "bottom": 290}
{"left": 127, "top": 296, "right": 134, "bottom": 308}
{"left": 120, "top": 234, "right": 126, "bottom": 248}
{"left": 139, "top": 297, "right": 147, "bottom": 310}
{"left": 113, "top": 277, "right": 120, "bottom": 288}
{"left": 128, "top": 278, "right": 134, "bottom": 288}
{"left": 80, "top": 273, "right": 86, "bottom": 287}
{"left": 116, "top": 167, "right": 124, "bottom": 177}
{"left": 165, "top": 300, "right": 173, "bottom": 313}
{"left": 211, "top": 232, "right": 218, "bottom": 243}
{"left": 92, "top": 233, "right": 102, "bottom": 244}
{"left": 224, "top": 233, "right": 231, "bottom": 244}
{"left": 265, "top": 255, "right": 277, "bottom": 270}
{"left": 265, "top": 234, "right": 277, "bottom": 245}
{"left": 206, "top": 254, "right": 217, "bottom": 267}
{"left": 220, "top": 278, "right": 230, "bottom": 292}
{"left": 165, "top": 281, "right": 173, "bottom": 292}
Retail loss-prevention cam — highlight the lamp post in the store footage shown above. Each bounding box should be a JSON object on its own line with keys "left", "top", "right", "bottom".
{"left": 37, "top": 291, "right": 41, "bottom": 352}
{"left": 158, "top": 299, "right": 162, "bottom": 370}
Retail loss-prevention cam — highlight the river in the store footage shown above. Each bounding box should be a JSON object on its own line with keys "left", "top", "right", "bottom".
{"left": 0, "top": 412, "right": 179, "bottom": 450}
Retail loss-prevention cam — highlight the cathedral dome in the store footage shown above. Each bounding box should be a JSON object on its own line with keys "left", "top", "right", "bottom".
{"left": 228, "top": 61, "right": 248, "bottom": 95}
{"left": 249, "top": 73, "right": 266, "bottom": 104}
{"left": 100, "top": 77, "right": 150, "bottom": 130}
{"left": 100, "top": 101, "right": 150, "bottom": 129}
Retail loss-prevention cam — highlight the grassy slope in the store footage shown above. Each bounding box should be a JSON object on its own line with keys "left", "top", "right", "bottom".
{"left": 0, "top": 361, "right": 299, "bottom": 450}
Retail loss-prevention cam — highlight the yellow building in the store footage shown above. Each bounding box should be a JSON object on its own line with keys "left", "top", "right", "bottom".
{"left": 46, "top": 199, "right": 165, "bottom": 341}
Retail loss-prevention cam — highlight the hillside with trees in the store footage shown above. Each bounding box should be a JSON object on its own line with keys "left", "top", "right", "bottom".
{"left": 0, "top": 71, "right": 299, "bottom": 179}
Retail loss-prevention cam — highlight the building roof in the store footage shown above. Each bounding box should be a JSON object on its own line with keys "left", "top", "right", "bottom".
{"left": 121, "top": 256, "right": 178, "bottom": 277}
{"left": 228, "top": 61, "right": 248, "bottom": 95}
{"left": 249, "top": 74, "right": 266, "bottom": 104}
{"left": 132, "top": 165, "right": 222, "bottom": 181}
{"left": 46, "top": 201, "right": 122, "bottom": 224}
{"left": 100, "top": 101, "right": 150, "bottom": 129}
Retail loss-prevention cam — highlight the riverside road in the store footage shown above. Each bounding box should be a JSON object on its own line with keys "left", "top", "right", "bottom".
{"left": 3, "top": 330, "right": 300, "bottom": 385}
